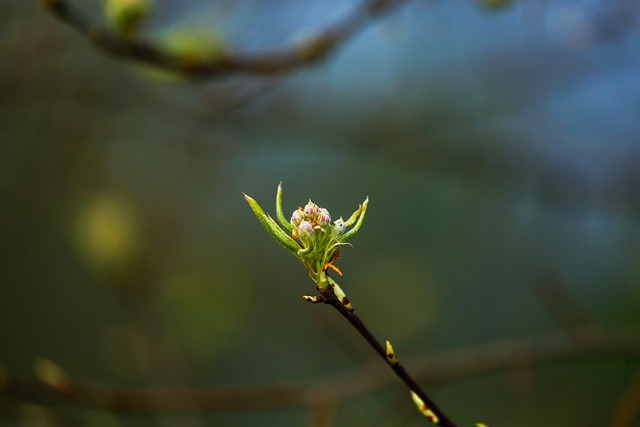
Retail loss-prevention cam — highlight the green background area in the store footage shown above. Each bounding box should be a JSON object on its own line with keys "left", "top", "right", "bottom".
{"left": 1, "top": 1, "right": 640, "bottom": 426}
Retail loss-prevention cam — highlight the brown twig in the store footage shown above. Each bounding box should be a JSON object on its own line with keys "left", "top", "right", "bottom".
{"left": 324, "top": 294, "right": 457, "bottom": 426}
{"left": 2, "top": 328, "right": 639, "bottom": 414}
{"left": 41, "top": 0, "right": 411, "bottom": 81}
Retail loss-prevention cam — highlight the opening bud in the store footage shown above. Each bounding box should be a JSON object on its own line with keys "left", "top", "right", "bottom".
{"left": 297, "top": 220, "right": 314, "bottom": 235}
{"left": 332, "top": 218, "right": 346, "bottom": 234}
{"left": 292, "top": 220, "right": 312, "bottom": 239}
{"left": 290, "top": 208, "right": 303, "bottom": 227}
{"left": 303, "top": 200, "right": 318, "bottom": 217}
{"left": 317, "top": 208, "right": 331, "bottom": 225}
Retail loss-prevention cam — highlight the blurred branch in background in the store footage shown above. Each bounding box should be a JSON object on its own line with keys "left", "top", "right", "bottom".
{"left": 1, "top": 327, "right": 639, "bottom": 415}
{"left": 534, "top": 275, "right": 640, "bottom": 427}
{"left": 40, "top": 0, "right": 415, "bottom": 81}
{"left": 609, "top": 366, "right": 640, "bottom": 427}
{"left": 535, "top": 272, "right": 600, "bottom": 343}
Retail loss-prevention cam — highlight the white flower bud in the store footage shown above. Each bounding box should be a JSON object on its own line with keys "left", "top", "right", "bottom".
{"left": 297, "top": 220, "right": 314, "bottom": 235}
{"left": 303, "top": 200, "right": 318, "bottom": 217}
{"left": 290, "top": 209, "right": 303, "bottom": 227}
{"left": 332, "top": 218, "right": 346, "bottom": 234}
{"left": 317, "top": 208, "right": 331, "bottom": 225}
{"left": 294, "top": 220, "right": 315, "bottom": 246}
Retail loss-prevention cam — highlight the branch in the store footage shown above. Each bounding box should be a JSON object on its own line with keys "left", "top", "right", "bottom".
{"left": 2, "top": 328, "right": 639, "bottom": 414}
{"left": 41, "top": 0, "right": 412, "bottom": 81}
{"left": 324, "top": 293, "right": 457, "bottom": 426}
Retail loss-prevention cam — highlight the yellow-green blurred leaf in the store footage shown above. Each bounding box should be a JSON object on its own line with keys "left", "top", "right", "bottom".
{"left": 104, "top": 0, "right": 152, "bottom": 38}
{"left": 75, "top": 194, "right": 141, "bottom": 274}
{"left": 34, "top": 357, "right": 69, "bottom": 389}
{"left": 137, "top": 25, "right": 227, "bottom": 82}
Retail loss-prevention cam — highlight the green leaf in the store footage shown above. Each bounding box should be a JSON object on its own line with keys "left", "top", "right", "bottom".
{"left": 276, "top": 182, "right": 294, "bottom": 233}
{"left": 243, "top": 193, "right": 300, "bottom": 257}
{"left": 340, "top": 197, "right": 368, "bottom": 242}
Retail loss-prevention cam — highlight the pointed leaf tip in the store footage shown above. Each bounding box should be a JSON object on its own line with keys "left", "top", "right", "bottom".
{"left": 243, "top": 190, "right": 300, "bottom": 257}
{"left": 340, "top": 196, "right": 368, "bottom": 242}
{"left": 276, "top": 183, "right": 293, "bottom": 232}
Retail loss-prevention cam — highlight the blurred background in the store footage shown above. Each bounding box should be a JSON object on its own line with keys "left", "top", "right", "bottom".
{"left": 1, "top": 0, "right": 640, "bottom": 426}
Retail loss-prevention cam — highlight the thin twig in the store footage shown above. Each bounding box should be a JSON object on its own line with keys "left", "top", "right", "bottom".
{"left": 324, "top": 294, "right": 457, "bottom": 426}
{"left": 41, "top": 0, "right": 412, "bottom": 81}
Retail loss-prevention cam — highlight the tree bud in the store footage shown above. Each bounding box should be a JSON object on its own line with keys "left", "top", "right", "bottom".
{"left": 303, "top": 200, "right": 318, "bottom": 217}
{"left": 317, "top": 208, "right": 331, "bottom": 225}
{"left": 290, "top": 208, "right": 303, "bottom": 227}
{"left": 297, "top": 220, "right": 314, "bottom": 235}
